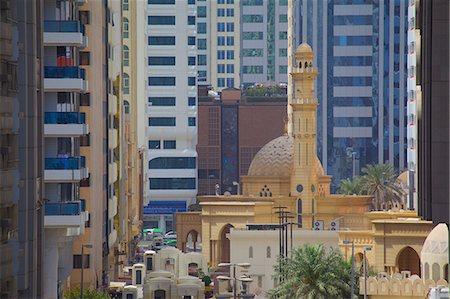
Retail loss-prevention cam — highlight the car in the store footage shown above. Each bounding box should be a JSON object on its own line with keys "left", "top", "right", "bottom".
{"left": 164, "top": 231, "right": 177, "bottom": 240}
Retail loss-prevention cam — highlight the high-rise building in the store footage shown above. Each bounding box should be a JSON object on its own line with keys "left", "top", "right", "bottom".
{"left": 1, "top": 0, "right": 44, "bottom": 297}
{"left": 240, "top": 0, "right": 288, "bottom": 86}
{"left": 145, "top": 0, "right": 198, "bottom": 231}
{"left": 414, "top": 0, "right": 450, "bottom": 224}
{"left": 289, "top": 0, "right": 409, "bottom": 188}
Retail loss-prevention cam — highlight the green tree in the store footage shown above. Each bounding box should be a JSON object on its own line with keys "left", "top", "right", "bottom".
{"left": 64, "top": 287, "right": 111, "bottom": 299}
{"left": 360, "top": 163, "right": 405, "bottom": 210}
{"left": 337, "top": 176, "right": 364, "bottom": 195}
{"left": 268, "top": 244, "right": 355, "bottom": 299}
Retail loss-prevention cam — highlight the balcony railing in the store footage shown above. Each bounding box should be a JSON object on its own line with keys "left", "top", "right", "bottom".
{"left": 45, "top": 156, "right": 86, "bottom": 170}
{"left": 45, "top": 112, "right": 86, "bottom": 124}
{"left": 44, "top": 66, "right": 86, "bottom": 80}
{"left": 44, "top": 20, "right": 85, "bottom": 35}
{"left": 45, "top": 202, "right": 81, "bottom": 215}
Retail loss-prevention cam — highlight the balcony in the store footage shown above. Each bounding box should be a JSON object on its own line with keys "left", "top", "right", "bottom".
{"left": 44, "top": 201, "right": 86, "bottom": 228}
{"left": 109, "top": 128, "right": 118, "bottom": 149}
{"left": 108, "top": 161, "right": 118, "bottom": 184}
{"left": 44, "top": 66, "right": 88, "bottom": 92}
{"left": 43, "top": 21, "right": 87, "bottom": 47}
{"left": 44, "top": 112, "right": 89, "bottom": 137}
{"left": 44, "top": 156, "right": 88, "bottom": 182}
{"left": 108, "top": 195, "right": 118, "bottom": 219}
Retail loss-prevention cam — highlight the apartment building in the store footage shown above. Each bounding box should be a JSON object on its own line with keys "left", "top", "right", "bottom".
{"left": 290, "top": 0, "right": 409, "bottom": 189}
{"left": 145, "top": 0, "right": 198, "bottom": 231}
{"left": 0, "top": 0, "right": 44, "bottom": 297}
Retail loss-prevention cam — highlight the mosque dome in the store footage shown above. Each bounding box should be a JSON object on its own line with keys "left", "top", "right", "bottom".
{"left": 420, "top": 223, "right": 448, "bottom": 280}
{"left": 296, "top": 43, "right": 313, "bottom": 54}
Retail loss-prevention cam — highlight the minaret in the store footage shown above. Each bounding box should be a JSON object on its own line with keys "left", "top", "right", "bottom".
{"left": 290, "top": 43, "right": 318, "bottom": 229}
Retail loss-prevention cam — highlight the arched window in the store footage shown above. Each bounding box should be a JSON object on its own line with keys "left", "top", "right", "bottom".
{"left": 123, "top": 73, "right": 129, "bottom": 94}
{"left": 299, "top": 61, "right": 302, "bottom": 68}
{"left": 432, "top": 263, "right": 440, "bottom": 280}
{"left": 123, "top": 0, "right": 129, "bottom": 11}
{"left": 266, "top": 246, "right": 271, "bottom": 258}
{"left": 124, "top": 100, "right": 130, "bottom": 114}
{"left": 249, "top": 246, "right": 253, "bottom": 258}
{"left": 123, "top": 45, "right": 129, "bottom": 66}
{"left": 424, "top": 262, "right": 430, "bottom": 279}
{"left": 444, "top": 264, "right": 449, "bottom": 282}
{"left": 297, "top": 198, "right": 302, "bottom": 228}
{"left": 123, "top": 18, "right": 129, "bottom": 38}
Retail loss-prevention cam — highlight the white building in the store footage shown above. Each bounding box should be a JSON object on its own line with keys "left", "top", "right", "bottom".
{"left": 145, "top": 0, "right": 198, "bottom": 232}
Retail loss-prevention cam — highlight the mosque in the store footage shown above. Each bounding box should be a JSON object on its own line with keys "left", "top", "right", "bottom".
{"left": 176, "top": 43, "right": 447, "bottom": 297}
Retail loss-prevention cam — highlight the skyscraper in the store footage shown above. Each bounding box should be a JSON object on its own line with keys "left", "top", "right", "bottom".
{"left": 289, "top": 0, "right": 409, "bottom": 188}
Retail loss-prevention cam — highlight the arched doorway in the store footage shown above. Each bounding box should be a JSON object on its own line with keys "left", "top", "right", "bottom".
{"left": 396, "top": 246, "right": 420, "bottom": 275}
{"left": 186, "top": 230, "right": 201, "bottom": 252}
{"left": 154, "top": 289, "right": 166, "bottom": 299}
{"left": 219, "top": 224, "right": 234, "bottom": 263}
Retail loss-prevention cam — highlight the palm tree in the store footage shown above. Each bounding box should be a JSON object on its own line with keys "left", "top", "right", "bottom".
{"left": 360, "top": 163, "right": 405, "bottom": 210}
{"left": 337, "top": 176, "right": 364, "bottom": 195}
{"left": 268, "top": 244, "right": 354, "bottom": 299}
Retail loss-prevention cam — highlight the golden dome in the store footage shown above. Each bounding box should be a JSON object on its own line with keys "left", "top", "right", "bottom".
{"left": 296, "top": 43, "right": 313, "bottom": 54}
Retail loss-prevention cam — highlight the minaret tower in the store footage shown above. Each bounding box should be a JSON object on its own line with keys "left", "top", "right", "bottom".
{"left": 290, "top": 43, "right": 319, "bottom": 229}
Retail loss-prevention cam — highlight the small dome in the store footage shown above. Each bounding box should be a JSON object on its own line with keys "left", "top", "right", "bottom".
{"left": 421, "top": 224, "right": 448, "bottom": 256}
{"left": 296, "top": 43, "right": 313, "bottom": 54}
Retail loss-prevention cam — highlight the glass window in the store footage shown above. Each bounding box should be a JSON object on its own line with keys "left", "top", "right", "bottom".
{"left": 123, "top": 73, "right": 130, "bottom": 94}
{"left": 198, "top": 55, "right": 207, "bottom": 65}
{"left": 217, "top": 22, "right": 225, "bottom": 32}
{"left": 217, "top": 78, "right": 225, "bottom": 87}
{"left": 218, "top": 64, "right": 225, "bottom": 73}
{"left": 227, "top": 36, "right": 234, "bottom": 46}
{"left": 217, "top": 36, "right": 225, "bottom": 46}
{"left": 188, "top": 56, "right": 196, "bottom": 65}
{"left": 148, "top": 117, "right": 176, "bottom": 126}
{"left": 123, "top": 45, "right": 129, "bottom": 66}
{"left": 279, "top": 0, "right": 287, "bottom": 5}
{"left": 123, "top": 18, "right": 129, "bottom": 38}
{"left": 188, "top": 36, "right": 196, "bottom": 46}
{"left": 188, "top": 97, "right": 196, "bottom": 106}
{"left": 123, "top": 0, "right": 129, "bottom": 11}
{"left": 243, "top": 32, "right": 263, "bottom": 40}
{"left": 227, "top": 8, "right": 234, "bottom": 17}
{"left": 73, "top": 254, "right": 90, "bottom": 269}
{"left": 226, "top": 22, "right": 234, "bottom": 32}
{"left": 279, "top": 65, "right": 287, "bottom": 74}
{"left": 148, "top": 36, "right": 175, "bottom": 45}
{"left": 197, "top": 22, "right": 207, "bottom": 34}
{"left": 148, "top": 0, "right": 175, "bottom": 3}
{"left": 188, "top": 117, "right": 196, "bottom": 126}
{"left": 148, "top": 77, "right": 176, "bottom": 86}
{"left": 188, "top": 0, "right": 195, "bottom": 4}
{"left": 242, "top": 48, "right": 263, "bottom": 56}
{"left": 242, "top": 66, "right": 263, "bottom": 74}
{"left": 243, "top": 15, "right": 263, "bottom": 23}
{"left": 217, "top": 8, "right": 225, "bottom": 17}
{"left": 279, "top": 31, "right": 287, "bottom": 39}
{"left": 226, "top": 78, "right": 234, "bottom": 88}
{"left": 242, "top": 0, "right": 262, "bottom": 4}
{"left": 279, "top": 14, "right": 287, "bottom": 23}
{"left": 227, "top": 0, "right": 234, "bottom": 3}
{"left": 149, "top": 140, "right": 161, "bottom": 149}
{"left": 148, "top": 56, "right": 175, "bottom": 65}
{"left": 197, "top": 6, "right": 207, "bottom": 18}
{"left": 217, "top": 50, "right": 225, "bottom": 59}
{"left": 226, "top": 50, "right": 234, "bottom": 59}
{"left": 227, "top": 64, "right": 234, "bottom": 73}
{"left": 198, "top": 71, "right": 206, "bottom": 81}
{"left": 163, "top": 140, "right": 176, "bottom": 149}
{"left": 218, "top": 0, "right": 224, "bottom": 3}
{"left": 148, "top": 97, "right": 175, "bottom": 106}
{"left": 279, "top": 48, "right": 287, "bottom": 57}
{"left": 188, "top": 77, "right": 196, "bottom": 86}
{"left": 149, "top": 178, "right": 196, "bottom": 190}
{"left": 198, "top": 38, "right": 207, "bottom": 49}
{"left": 148, "top": 16, "right": 175, "bottom": 25}
{"left": 149, "top": 157, "right": 196, "bottom": 169}
{"left": 188, "top": 16, "right": 195, "bottom": 25}
{"left": 124, "top": 100, "right": 130, "bottom": 114}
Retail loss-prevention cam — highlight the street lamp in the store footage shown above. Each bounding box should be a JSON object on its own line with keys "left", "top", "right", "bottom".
{"left": 343, "top": 240, "right": 355, "bottom": 299}
{"left": 80, "top": 243, "right": 93, "bottom": 299}
{"left": 218, "top": 262, "right": 252, "bottom": 299}
{"left": 363, "top": 246, "right": 372, "bottom": 299}
{"left": 232, "top": 181, "right": 240, "bottom": 195}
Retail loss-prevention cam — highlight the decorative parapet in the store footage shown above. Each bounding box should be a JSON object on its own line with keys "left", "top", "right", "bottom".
{"left": 292, "top": 98, "right": 318, "bottom": 105}
{"left": 291, "top": 67, "right": 319, "bottom": 74}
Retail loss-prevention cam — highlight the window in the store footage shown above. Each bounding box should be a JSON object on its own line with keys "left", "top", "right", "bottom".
{"left": 149, "top": 178, "right": 196, "bottom": 190}
{"left": 226, "top": 78, "right": 234, "bottom": 88}
{"left": 188, "top": 56, "right": 196, "bottom": 65}
{"left": 217, "top": 22, "right": 225, "bottom": 32}
{"left": 188, "top": 77, "right": 196, "bottom": 86}
{"left": 80, "top": 51, "right": 90, "bottom": 65}
{"left": 242, "top": 49, "right": 263, "bottom": 57}
{"left": 198, "top": 55, "right": 207, "bottom": 65}
{"left": 148, "top": 36, "right": 175, "bottom": 45}
{"left": 297, "top": 199, "right": 303, "bottom": 228}
{"left": 226, "top": 22, "right": 234, "bottom": 32}
{"left": 149, "top": 157, "right": 196, "bottom": 169}
{"left": 188, "top": 36, "right": 196, "bottom": 46}
{"left": 242, "top": 0, "right": 263, "bottom": 4}
{"left": 227, "top": 36, "right": 234, "bottom": 46}
{"left": 249, "top": 246, "right": 253, "bottom": 258}
{"left": 124, "top": 100, "right": 130, "bottom": 114}
{"left": 122, "top": 47, "right": 129, "bottom": 66}
{"left": 226, "top": 8, "right": 234, "bottom": 17}
{"left": 148, "top": 56, "right": 175, "bottom": 65}
{"left": 242, "top": 66, "right": 263, "bottom": 74}
{"left": 188, "top": 16, "right": 196, "bottom": 25}
{"left": 197, "top": 6, "right": 207, "bottom": 18}
{"left": 188, "top": 0, "right": 195, "bottom": 4}
{"left": 198, "top": 38, "right": 207, "bottom": 49}
{"left": 149, "top": 140, "right": 161, "bottom": 149}
{"left": 217, "top": 8, "right": 225, "bottom": 17}
{"left": 80, "top": 11, "right": 90, "bottom": 25}
{"left": 217, "top": 36, "right": 225, "bottom": 46}
{"left": 217, "top": 50, "right": 225, "bottom": 59}
{"left": 217, "top": 64, "right": 225, "bottom": 73}
{"left": 148, "top": 117, "right": 176, "bottom": 126}
{"left": 197, "top": 22, "right": 207, "bottom": 34}
{"left": 188, "top": 117, "right": 196, "bottom": 126}
{"left": 279, "top": 65, "right": 287, "bottom": 74}
{"left": 279, "top": 0, "right": 287, "bottom": 5}
{"left": 227, "top": 0, "right": 234, "bottom": 3}
{"left": 123, "top": 18, "right": 129, "bottom": 38}
{"left": 73, "top": 254, "right": 90, "bottom": 269}
{"left": 279, "top": 14, "right": 287, "bottom": 23}
{"left": 267, "top": 246, "right": 271, "bottom": 258}
{"left": 163, "top": 140, "right": 176, "bottom": 149}
{"left": 279, "top": 31, "right": 287, "bottom": 39}
{"left": 148, "top": 0, "right": 175, "bottom": 3}
{"left": 279, "top": 48, "right": 287, "bottom": 57}
{"left": 123, "top": 0, "right": 129, "bottom": 10}
{"left": 226, "top": 50, "right": 234, "bottom": 59}
{"left": 227, "top": 64, "right": 234, "bottom": 73}
{"left": 243, "top": 32, "right": 263, "bottom": 40}
{"left": 188, "top": 97, "right": 196, "bottom": 106}
{"left": 218, "top": 0, "right": 224, "bottom": 3}
{"left": 148, "top": 77, "right": 175, "bottom": 86}
{"left": 123, "top": 73, "right": 130, "bottom": 94}
{"left": 243, "top": 15, "right": 263, "bottom": 23}
{"left": 148, "top": 16, "right": 175, "bottom": 25}
{"left": 148, "top": 97, "right": 176, "bottom": 106}
{"left": 217, "top": 78, "right": 225, "bottom": 87}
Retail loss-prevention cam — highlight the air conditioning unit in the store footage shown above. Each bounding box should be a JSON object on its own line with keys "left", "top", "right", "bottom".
{"left": 329, "top": 221, "right": 340, "bottom": 231}
{"left": 313, "top": 220, "right": 324, "bottom": 231}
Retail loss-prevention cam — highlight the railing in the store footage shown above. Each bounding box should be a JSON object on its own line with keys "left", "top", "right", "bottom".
{"left": 44, "top": 112, "right": 86, "bottom": 124}
{"left": 45, "top": 156, "right": 86, "bottom": 170}
{"left": 44, "top": 66, "right": 86, "bottom": 79}
{"left": 45, "top": 202, "right": 81, "bottom": 215}
{"left": 44, "top": 20, "right": 85, "bottom": 34}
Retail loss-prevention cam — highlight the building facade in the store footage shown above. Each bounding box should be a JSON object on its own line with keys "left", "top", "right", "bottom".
{"left": 145, "top": 0, "right": 198, "bottom": 232}
{"left": 290, "top": 0, "right": 409, "bottom": 189}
